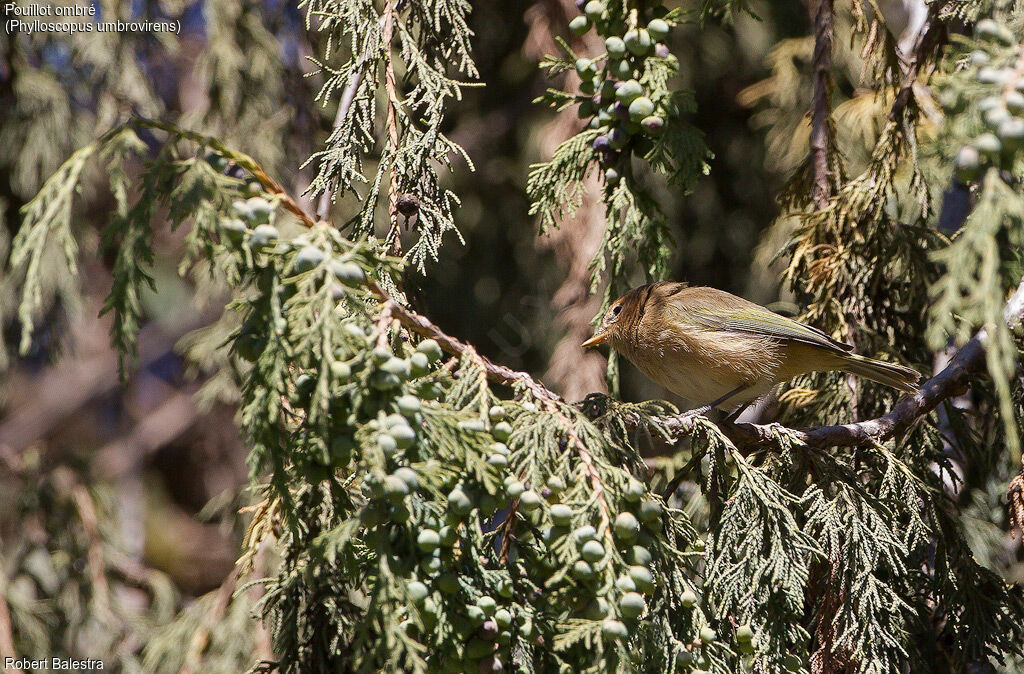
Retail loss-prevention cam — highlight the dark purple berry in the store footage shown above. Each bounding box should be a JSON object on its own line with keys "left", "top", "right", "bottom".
{"left": 593, "top": 135, "right": 611, "bottom": 152}
{"left": 613, "top": 101, "right": 630, "bottom": 121}
{"left": 655, "top": 43, "right": 670, "bottom": 59}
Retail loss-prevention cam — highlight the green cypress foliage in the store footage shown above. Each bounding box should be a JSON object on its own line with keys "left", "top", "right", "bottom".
{"left": 4, "top": 1, "right": 1024, "bottom": 673}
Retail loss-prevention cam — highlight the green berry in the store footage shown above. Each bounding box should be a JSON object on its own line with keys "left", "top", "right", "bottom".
{"left": 467, "top": 605, "right": 487, "bottom": 626}
{"left": 736, "top": 624, "right": 754, "bottom": 642}
{"left": 330, "top": 361, "right": 352, "bottom": 380}
{"left": 330, "top": 260, "right": 365, "bottom": 287}
{"left": 476, "top": 595, "right": 497, "bottom": 616}
{"left": 448, "top": 487, "right": 473, "bottom": 516}
{"left": 505, "top": 480, "right": 525, "bottom": 499}
{"left": 628, "top": 545, "right": 652, "bottom": 566}
{"left": 970, "top": 50, "right": 991, "bottom": 66}
{"left": 640, "top": 115, "right": 664, "bottom": 136}
{"left": 612, "top": 58, "right": 633, "bottom": 79}
{"left": 602, "top": 619, "right": 628, "bottom": 641}
{"left": 628, "top": 96, "right": 654, "bottom": 122}
{"left": 438, "top": 526, "right": 458, "bottom": 547}
{"left": 383, "top": 475, "right": 409, "bottom": 503}
{"left": 584, "top": 0, "right": 604, "bottom": 22}
{"left": 490, "top": 442, "right": 510, "bottom": 456}
{"left": 605, "top": 167, "right": 620, "bottom": 185}
{"left": 381, "top": 357, "right": 411, "bottom": 379}
{"left": 647, "top": 18, "right": 670, "bottom": 41}
{"left": 438, "top": 573, "right": 460, "bottom": 595}
{"left": 409, "top": 352, "right": 430, "bottom": 376}
{"left": 639, "top": 499, "right": 662, "bottom": 523}
{"left": 488, "top": 405, "right": 506, "bottom": 421}
{"left": 614, "top": 512, "right": 640, "bottom": 541}
{"left": 581, "top": 539, "right": 605, "bottom": 563}
{"left": 397, "top": 395, "right": 421, "bottom": 416}
{"left": 998, "top": 117, "right": 1024, "bottom": 149}
{"left": 576, "top": 58, "right": 596, "bottom": 76}
{"left": 783, "top": 654, "right": 802, "bottom": 671}
{"left": 619, "top": 592, "right": 646, "bottom": 619}
{"left": 629, "top": 565, "right": 655, "bottom": 593}
{"left": 205, "top": 151, "right": 228, "bottom": 171}
{"left": 615, "top": 574, "right": 636, "bottom": 592}
{"left": 394, "top": 467, "right": 419, "bottom": 490}
{"left": 974, "top": 132, "right": 1002, "bottom": 157}
{"left": 700, "top": 626, "right": 717, "bottom": 643}
{"left": 977, "top": 67, "right": 1008, "bottom": 85}
{"left": 624, "top": 478, "right": 644, "bottom": 502}
{"left": 1006, "top": 91, "right": 1024, "bottom": 114}
{"left": 573, "top": 525, "right": 597, "bottom": 543}
{"left": 250, "top": 223, "right": 279, "bottom": 248}
{"left": 615, "top": 79, "right": 643, "bottom": 104}
{"left": 569, "top": 15, "right": 590, "bottom": 35}
{"left": 984, "top": 105, "right": 1010, "bottom": 129}
{"left": 550, "top": 504, "right": 574, "bottom": 526}
{"left": 417, "top": 529, "right": 441, "bottom": 553}
{"left": 487, "top": 453, "right": 509, "bottom": 468}
{"left": 391, "top": 424, "right": 416, "bottom": 449}
{"left": 492, "top": 421, "right": 513, "bottom": 441}
{"left": 624, "top": 28, "right": 652, "bottom": 55}
{"left": 407, "top": 580, "right": 429, "bottom": 604}
{"left": 220, "top": 218, "right": 248, "bottom": 242}
{"left": 378, "top": 433, "right": 398, "bottom": 456}
{"left": 294, "top": 245, "right": 325, "bottom": 272}
{"left": 245, "top": 197, "right": 273, "bottom": 224}
{"left": 519, "top": 490, "right": 542, "bottom": 512}
{"left": 605, "top": 36, "right": 627, "bottom": 57}
{"left": 494, "top": 608, "right": 513, "bottom": 629}
{"left": 546, "top": 475, "right": 566, "bottom": 492}
{"left": 416, "top": 339, "right": 443, "bottom": 362}
{"left": 572, "top": 560, "right": 596, "bottom": 580}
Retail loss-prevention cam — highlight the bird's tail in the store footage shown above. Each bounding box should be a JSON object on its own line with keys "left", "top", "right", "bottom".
{"left": 839, "top": 353, "right": 921, "bottom": 393}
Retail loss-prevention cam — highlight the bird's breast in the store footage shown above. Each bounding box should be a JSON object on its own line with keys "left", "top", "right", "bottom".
{"left": 614, "top": 325, "right": 783, "bottom": 407}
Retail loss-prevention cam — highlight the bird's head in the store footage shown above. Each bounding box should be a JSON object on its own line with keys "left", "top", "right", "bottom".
{"left": 581, "top": 285, "right": 657, "bottom": 349}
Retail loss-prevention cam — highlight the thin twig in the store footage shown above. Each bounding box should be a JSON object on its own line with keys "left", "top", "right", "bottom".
{"left": 809, "top": 0, "right": 834, "bottom": 210}
{"left": 315, "top": 17, "right": 386, "bottom": 222}
{"left": 381, "top": 0, "right": 403, "bottom": 257}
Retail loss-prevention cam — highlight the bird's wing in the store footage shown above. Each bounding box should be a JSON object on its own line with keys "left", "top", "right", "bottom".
{"left": 668, "top": 296, "right": 854, "bottom": 353}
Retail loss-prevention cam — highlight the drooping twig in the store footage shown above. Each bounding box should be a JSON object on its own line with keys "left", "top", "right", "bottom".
{"left": 809, "top": 0, "right": 834, "bottom": 210}
{"left": 315, "top": 15, "right": 388, "bottom": 223}
{"left": 381, "top": 0, "right": 403, "bottom": 257}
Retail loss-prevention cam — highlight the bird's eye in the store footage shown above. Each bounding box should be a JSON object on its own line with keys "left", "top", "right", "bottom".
{"left": 612, "top": 305, "right": 622, "bottom": 316}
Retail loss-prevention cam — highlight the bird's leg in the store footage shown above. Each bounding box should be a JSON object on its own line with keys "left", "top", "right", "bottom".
{"left": 723, "top": 401, "right": 752, "bottom": 425}
{"left": 663, "top": 385, "right": 749, "bottom": 499}
{"left": 681, "top": 385, "right": 749, "bottom": 419}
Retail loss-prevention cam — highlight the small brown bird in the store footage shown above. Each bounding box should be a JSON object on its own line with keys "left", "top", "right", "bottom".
{"left": 582, "top": 282, "right": 920, "bottom": 412}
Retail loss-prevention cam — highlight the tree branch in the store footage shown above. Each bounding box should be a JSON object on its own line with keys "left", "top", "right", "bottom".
{"left": 809, "top": 0, "right": 833, "bottom": 210}
{"left": 315, "top": 17, "right": 385, "bottom": 223}
{"left": 381, "top": 0, "right": 403, "bottom": 257}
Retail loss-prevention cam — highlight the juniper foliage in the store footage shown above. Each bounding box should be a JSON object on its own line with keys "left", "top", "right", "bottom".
{"left": 5, "top": 1, "right": 1024, "bottom": 674}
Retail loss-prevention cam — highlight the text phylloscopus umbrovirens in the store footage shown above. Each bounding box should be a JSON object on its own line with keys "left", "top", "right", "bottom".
{"left": 582, "top": 282, "right": 920, "bottom": 412}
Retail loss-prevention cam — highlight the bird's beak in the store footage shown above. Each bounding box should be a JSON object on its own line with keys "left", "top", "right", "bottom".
{"left": 581, "top": 330, "right": 609, "bottom": 348}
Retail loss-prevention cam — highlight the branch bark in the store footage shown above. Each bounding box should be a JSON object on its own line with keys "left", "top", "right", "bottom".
{"left": 809, "top": 0, "right": 834, "bottom": 210}
{"left": 381, "top": 0, "right": 403, "bottom": 257}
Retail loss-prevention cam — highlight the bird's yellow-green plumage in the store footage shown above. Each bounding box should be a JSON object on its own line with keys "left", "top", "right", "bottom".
{"left": 582, "top": 282, "right": 920, "bottom": 409}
